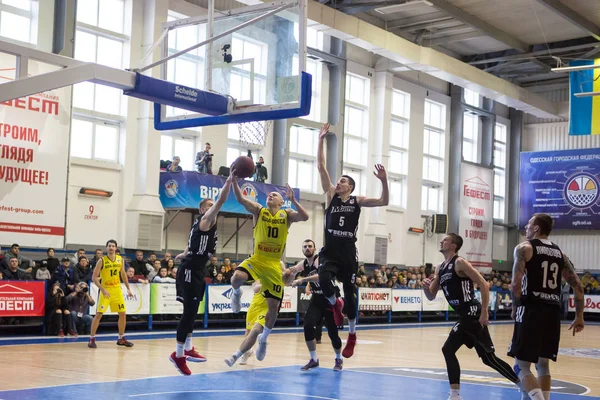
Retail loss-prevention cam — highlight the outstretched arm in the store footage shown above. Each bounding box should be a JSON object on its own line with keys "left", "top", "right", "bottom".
{"left": 357, "top": 164, "right": 389, "bottom": 207}
{"left": 317, "top": 123, "right": 335, "bottom": 198}
{"left": 230, "top": 170, "right": 261, "bottom": 216}
{"left": 562, "top": 252, "right": 585, "bottom": 335}
{"left": 284, "top": 184, "right": 309, "bottom": 223}
{"left": 200, "top": 173, "right": 234, "bottom": 230}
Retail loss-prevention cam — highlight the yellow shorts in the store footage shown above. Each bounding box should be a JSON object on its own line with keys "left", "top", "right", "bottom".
{"left": 246, "top": 292, "right": 268, "bottom": 330}
{"left": 238, "top": 255, "right": 284, "bottom": 300}
{"left": 97, "top": 286, "right": 126, "bottom": 314}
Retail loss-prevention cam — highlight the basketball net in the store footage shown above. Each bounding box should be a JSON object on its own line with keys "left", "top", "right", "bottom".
{"left": 237, "top": 119, "right": 272, "bottom": 151}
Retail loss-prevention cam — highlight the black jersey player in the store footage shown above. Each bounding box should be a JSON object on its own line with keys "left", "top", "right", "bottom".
{"left": 317, "top": 123, "right": 389, "bottom": 359}
{"left": 169, "top": 173, "right": 234, "bottom": 376}
{"left": 509, "top": 214, "right": 584, "bottom": 400}
{"left": 291, "top": 239, "right": 344, "bottom": 371}
{"left": 423, "top": 233, "right": 521, "bottom": 400}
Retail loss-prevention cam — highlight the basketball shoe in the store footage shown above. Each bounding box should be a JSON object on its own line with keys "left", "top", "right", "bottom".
{"left": 170, "top": 352, "right": 191, "bottom": 376}
{"left": 301, "top": 359, "right": 319, "bottom": 370}
{"left": 240, "top": 349, "right": 254, "bottom": 365}
{"left": 185, "top": 347, "right": 207, "bottom": 362}
{"left": 117, "top": 337, "right": 134, "bottom": 347}
{"left": 331, "top": 298, "right": 344, "bottom": 326}
{"left": 333, "top": 358, "right": 343, "bottom": 371}
{"left": 342, "top": 333, "right": 356, "bottom": 358}
{"left": 255, "top": 336, "right": 268, "bottom": 361}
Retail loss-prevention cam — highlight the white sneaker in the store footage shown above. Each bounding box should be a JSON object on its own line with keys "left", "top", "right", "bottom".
{"left": 256, "top": 339, "right": 268, "bottom": 361}
{"left": 239, "top": 349, "right": 254, "bottom": 365}
{"left": 447, "top": 395, "right": 462, "bottom": 400}
{"left": 231, "top": 288, "right": 242, "bottom": 313}
{"left": 224, "top": 354, "right": 238, "bottom": 367}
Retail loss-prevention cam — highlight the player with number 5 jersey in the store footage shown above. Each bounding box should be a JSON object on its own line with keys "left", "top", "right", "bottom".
{"left": 229, "top": 170, "right": 309, "bottom": 362}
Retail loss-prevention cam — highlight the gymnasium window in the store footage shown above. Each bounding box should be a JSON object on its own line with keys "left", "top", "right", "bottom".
{"left": 493, "top": 123, "right": 508, "bottom": 221}
{"left": 228, "top": 35, "right": 268, "bottom": 106}
{"left": 422, "top": 99, "right": 446, "bottom": 214}
{"left": 389, "top": 89, "right": 410, "bottom": 208}
{"left": 70, "top": 117, "right": 120, "bottom": 163}
{"left": 343, "top": 72, "right": 370, "bottom": 196}
{"left": 288, "top": 125, "right": 319, "bottom": 193}
{"left": 463, "top": 88, "right": 481, "bottom": 108}
{"left": 0, "top": 0, "right": 38, "bottom": 45}
{"left": 462, "top": 112, "right": 480, "bottom": 163}
{"left": 160, "top": 134, "right": 196, "bottom": 172}
{"left": 73, "top": 0, "right": 129, "bottom": 116}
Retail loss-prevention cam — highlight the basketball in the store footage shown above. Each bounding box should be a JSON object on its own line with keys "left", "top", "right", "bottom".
{"left": 231, "top": 156, "right": 255, "bottom": 178}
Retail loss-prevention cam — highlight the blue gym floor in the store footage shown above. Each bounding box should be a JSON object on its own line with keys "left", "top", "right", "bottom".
{"left": 0, "top": 365, "right": 597, "bottom": 400}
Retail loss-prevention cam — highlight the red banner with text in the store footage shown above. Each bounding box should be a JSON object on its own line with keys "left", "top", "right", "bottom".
{"left": 0, "top": 281, "right": 46, "bottom": 317}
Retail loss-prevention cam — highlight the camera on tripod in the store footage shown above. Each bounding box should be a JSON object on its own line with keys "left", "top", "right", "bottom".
{"left": 222, "top": 44, "right": 232, "bottom": 64}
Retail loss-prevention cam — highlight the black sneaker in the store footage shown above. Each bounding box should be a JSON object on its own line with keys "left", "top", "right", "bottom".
{"left": 117, "top": 337, "right": 134, "bottom": 347}
{"left": 333, "top": 358, "right": 343, "bottom": 371}
{"left": 300, "top": 359, "right": 319, "bottom": 371}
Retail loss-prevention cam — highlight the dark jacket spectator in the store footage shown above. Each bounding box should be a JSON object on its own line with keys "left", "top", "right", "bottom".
{"left": 46, "top": 282, "right": 73, "bottom": 336}
{"left": 4, "top": 244, "right": 33, "bottom": 273}
{"left": 90, "top": 249, "right": 103, "bottom": 268}
{"left": 71, "top": 257, "right": 93, "bottom": 284}
{"left": 166, "top": 156, "right": 183, "bottom": 172}
{"left": 160, "top": 252, "right": 173, "bottom": 269}
{"left": 45, "top": 248, "right": 60, "bottom": 274}
{"left": 51, "top": 258, "right": 73, "bottom": 293}
{"left": 130, "top": 251, "right": 150, "bottom": 278}
{"left": 4, "top": 257, "right": 28, "bottom": 280}
{"left": 253, "top": 156, "right": 268, "bottom": 183}
{"left": 67, "top": 282, "right": 95, "bottom": 334}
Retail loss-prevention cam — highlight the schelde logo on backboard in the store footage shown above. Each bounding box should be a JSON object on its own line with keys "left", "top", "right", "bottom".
{"left": 175, "top": 86, "right": 198, "bottom": 98}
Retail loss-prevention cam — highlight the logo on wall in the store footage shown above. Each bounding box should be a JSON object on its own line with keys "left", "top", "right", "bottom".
{"left": 240, "top": 183, "right": 257, "bottom": 203}
{"left": 564, "top": 174, "right": 599, "bottom": 209}
{"left": 165, "top": 180, "right": 179, "bottom": 198}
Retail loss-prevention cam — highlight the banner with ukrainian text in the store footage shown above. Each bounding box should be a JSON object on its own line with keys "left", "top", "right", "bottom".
{"left": 459, "top": 163, "right": 493, "bottom": 273}
{"left": 569, "top": 59, "right": 600, "bottom": 136}
{"left": 0, "top": 56, "right": 71, "bottom": 247}
{"left": 159, "top": 171, "right": 300, "bottom": 214}
{"left": 519, "top": 149, "right": 600, "bottom": 230}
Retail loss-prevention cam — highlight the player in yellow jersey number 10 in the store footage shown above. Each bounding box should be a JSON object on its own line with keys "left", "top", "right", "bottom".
{"left": 228, "top": 169, "right": 309, "bottom": 362}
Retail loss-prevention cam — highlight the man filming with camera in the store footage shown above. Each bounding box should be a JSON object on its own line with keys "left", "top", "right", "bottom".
{"left": 67, "top": 282, "right": 95, "bottom": 335}
{"left": 195, "top": 142, "right": 213, "bottom": 174}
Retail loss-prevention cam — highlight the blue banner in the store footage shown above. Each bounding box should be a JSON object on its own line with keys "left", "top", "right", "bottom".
{"left": 520, "top": 149, "right": 600, "bottom": 230}
{"left": 159, "top": 172, "right": 300, "bottom": 214}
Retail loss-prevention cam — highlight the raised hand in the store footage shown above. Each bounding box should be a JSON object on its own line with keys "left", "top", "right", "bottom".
{"left": 285, "top": 184, "right": 296, "bottom": 202}
{"left": 319, "top": 123, "right": 330, "bottom": 140}
{"left": 373, "top": 164, "right": 387, "bottom": 181}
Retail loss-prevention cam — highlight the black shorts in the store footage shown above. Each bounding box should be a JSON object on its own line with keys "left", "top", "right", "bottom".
{"left": 318, "top": 248, "right": 358, "bottom": 284}
{"left": 449, "top": 316, "right": 495, "bottom": 355}
{"left": 176, "top": 257, "right": 207, "bottom": 304}
{"left": 508, "top": 303, "right": 561, "bottom": 363}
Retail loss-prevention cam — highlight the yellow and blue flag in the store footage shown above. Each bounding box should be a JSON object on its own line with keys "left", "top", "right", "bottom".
{"left": 569, "top": 59, "right": 600, "bottom": 135}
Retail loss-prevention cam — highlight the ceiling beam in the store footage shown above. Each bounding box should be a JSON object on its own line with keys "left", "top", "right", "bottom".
{"left": 468, "top": 43, "right": 600, "bottom": 65}
{"left": 393, "top": 18, "right": 456, "bottom": 32}
{"left": 337, "top": 0, "right": 416, "bottom": 15}
{"left": 425, "top": 0, "right": 530, "bottom": 52}
{"left": 421, "top": 25, "right": 474, "bottom": 37}
{"left": 580, "top": 46, "right": 600, "bottom": 59}
{"left": 534, "top": 0, "right": 600, "bottom": 41}
{"left": 529, "top": 58, "right": 552, "bottom": 72}
{"left": 426, "top": 31, "right": 485, "bottom": 46}
{"left": 387, "top": 15, "right": 451, "bottom": 30}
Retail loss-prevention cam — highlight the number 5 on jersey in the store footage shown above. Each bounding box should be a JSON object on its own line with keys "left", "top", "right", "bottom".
{"left": 339, "top": 216, "right": 345, "bottom": 227}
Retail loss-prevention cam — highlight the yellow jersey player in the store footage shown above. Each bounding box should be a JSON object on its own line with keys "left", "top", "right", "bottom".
{"left": 229, "top": 172, "right": 308, "bottom": 361}
{"left": 88, "top": 239, "right": 133, "bottom": 348}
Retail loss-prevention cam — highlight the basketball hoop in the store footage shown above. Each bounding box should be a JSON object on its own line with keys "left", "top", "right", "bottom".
{"left": 237, "top": 119, "right": 271, "bottom": 150}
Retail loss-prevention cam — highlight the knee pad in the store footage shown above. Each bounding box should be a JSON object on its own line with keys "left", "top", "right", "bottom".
{"left": 303, "top": 324, "right": 315, "bottom": 342}
{"left": 514, "top": 359, "right": 533, "bottom": 380}
{"left": 535, "top": 358, "right": 551, "bottom": 377}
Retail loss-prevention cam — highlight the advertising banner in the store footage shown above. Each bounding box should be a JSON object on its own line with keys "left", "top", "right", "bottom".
{"left": 391, "top": 289, "right": 421, "bottom": 312}
{"left": 207, "top": 284, "right": 254, "bottom": 314}
{"left": 0, "top": 281, "right": 46, "bottom": 316}
{"left": 495, "top": 291, "right": 513, "bottom": 311}
{"left": 279, "top": 286, "right": 298, "bottom": 313}
{"left": 150, "top": 283, "right": 204, "bottom": 314}
{"left": 474, "top": 290, "right": 497, "bottom": 311}
{"left": 159, "top": 171, "right": 300, "bottom": 213}
{"left": 460, "top": 162, "right": 494, "bottom": 273}
{"left": 89, "top": 283, "right": 150, "bottom": 315}
{"left": 569, "top": 294, "right": 600, "bottom": 313}
{"left": 358, "top": 288, "right": 392, "bottom": 311}
{"left": 421, "top": 291, "right": 449, "bottom": 311}
{"left": 520, "top": 149, "right": 600, "bottom": 230}
{"left": 297, "top": 289, "right": 312, "bottom": 314}
{"left": 0, "top": 57, "right": 72, "bottom": 247}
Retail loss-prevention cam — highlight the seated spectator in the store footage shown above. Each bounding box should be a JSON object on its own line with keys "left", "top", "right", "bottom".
{"left": 126, "top": 268, "right": 148, "bottom": 284}
{"left": 71, "top": 256, "right": 92, "bottom": 284}
{"left": 51, "top": 258, "right": 73, "bottom": 293}
{"left": 501, "top": 283, "right": 509, "bottom": 291}
{"left": 588, "top": 276, "right": 599, "bottom": 292}
{"left": 207, "top": 256, "right": 219, "bottom": 278}
{"left": 70, "top": 248, "right": 86, "bottom": 267}
{"left": 130, "top": 250, "right": 150, "bottom": 278}
{"left": 170, "top": 267, "right": 178, "bottom": 280}
{"left": 147, "top": 252, "right": 157, "bottom": 265}
{"left": 408, "top": 274, "right": 417, "bottom": 287}
{"left": 148, "top": 260, "right": 162, "bottom": 282}
{"left": 218, "top": 265, "right": 227, "bottom": 280}
{"left": 584, "top": 285, "right": 593, "bottom": 295}
{"left": 36, "top": 260, "right": 51, "bottom": 281}
{"left": 379, "top": 266, "right": 388, "bottom": 284}
{"left": 4, "top": 244, "right": 33, "bottom": 274}
{"left": 66, "top": 281, "right": 95, "bottom": 335}
{"left": 90, "top": 248, "right": 103, "bottom": 269}
{"left": 419, "top": 266, "right": 426, "bottom": 275}
{"left": 368, "top": 277, "right": 375, "bottom": 288}
{"left": 161, "top": 252, "right": 173, "bottom": 269}
{"left": 408, "top": 282, "right": 416, "bottom": 289}
{"left": 360, "top": 275, "right": 368, "bottom": 286}
{"left": 357, "top": 265, "right": 366, "bottom": 277}
{"left": 386, "top": 280, "right": 394, "bottom": 289}
{"left": 417, "top": 273, "right": 422, "bottom": 281}
{"left": 213, "top": 273, "right": 225, "bottom": 284}
{"left": 166, "top": 156, "right": 183, "bottom": 172}
{"left": 415, "top": 279, "right": 423, "bottom": 289}
{"left": 4, "top": 257, "right": 28, "bottom": 280}
{"left": 166, "top": 258, "right": 175, "bottom": 272}
{"left": 398, "top": 278, "right": 408, "bottom": 289}
{"left": 45, "top": 248, "right": 60, "bottom": 274}
{"left": 152, "top": 266, "right": 175, "bottom": 283}
{"left": 390, "top": 276, "right": 400, "bottom": 289}
{"left": 391, "top": 266, "right": 398, "bottom": 275}
{"left": 222, "top": 257, "right": 232, "bottom": 274}
{"left": 581, "top": 271, "right": 592, "bottom": 287}
{"left": 46, "top": 282, "right": 74, "bottom": 337}
{"left": 375, "top": 277, "right": 385, "bottom": 288}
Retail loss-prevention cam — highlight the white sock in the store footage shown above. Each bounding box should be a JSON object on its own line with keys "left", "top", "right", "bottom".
{"left": 261, "top": 327, "right": 272, "bottom": 341}
{"left": 529, "top": 389, "right": 545, "bottom": 400}
{"left": 335, "top": 352, "right": 342, "bottom": 360}
{"left": 234, "top": 349, "right": 243, "bottom": 359}
{"left": 309, "top": 350, "right": 318, "bottom": 361}
{"left": 543, "top": 391, "right": 550, "bottom": 400}
{"left": 521, "top": 391, "right": 530, "bottom": 400}
{"left": 184, "top": 336, "right": 193, "bottom": 351}
{"left": 348, "top": 319, "right": 356, "bottom": 334}
{"left": 118, "top": 335, "right": 123, "bottom": 340}
{"left": 450, "top": 389, "right": 460, "bottom": 397}
{"left": 176, "top": 342, "right": 184, "bottom": 358}
{"left": 233, "top": 287, "right": 241, "bottom": 295}
{"left": 327, "top": 295, "right": 336, "bottom": 305}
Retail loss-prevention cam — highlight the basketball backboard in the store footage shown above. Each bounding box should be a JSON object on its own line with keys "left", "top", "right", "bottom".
{"left": 154, "top": 0, "right": 310, "bottom": 130}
